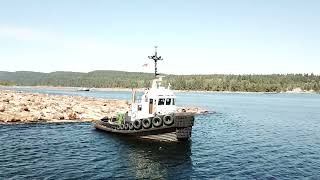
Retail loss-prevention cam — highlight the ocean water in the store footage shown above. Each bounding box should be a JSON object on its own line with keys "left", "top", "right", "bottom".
{"left": 1, "top": 87, "right": 320, "bottom": 179}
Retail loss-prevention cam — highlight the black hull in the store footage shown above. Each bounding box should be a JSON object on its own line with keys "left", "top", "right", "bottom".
{"left": 94, "top": 113, "right": 194, "bottom": 142}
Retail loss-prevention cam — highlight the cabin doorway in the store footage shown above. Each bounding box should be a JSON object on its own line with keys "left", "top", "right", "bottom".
{"left": 149, "top": 99, "right": 153, "bottom": 114}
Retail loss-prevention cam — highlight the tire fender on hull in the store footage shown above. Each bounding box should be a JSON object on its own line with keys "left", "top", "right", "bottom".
{"left": 142, "top": 118, "right": 152, "bottom": 129}
{"left": 133, "top": 119, "right": 142, "bottom": 130}
{"left": 129, "top": 122, "right": 134, "bottom": 130}
{"left": 124, "top": 123, "right": 129, "bottom": 130}
{"left": 163, "top": 115, "right": 174, "bottom": 126}
{"left": 152, "top": 116, "right": 163, "bottom": 127}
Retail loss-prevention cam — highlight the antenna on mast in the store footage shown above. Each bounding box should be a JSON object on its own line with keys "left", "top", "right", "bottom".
{"left": 148, "top": 46, "right": 163, "bottom": 77}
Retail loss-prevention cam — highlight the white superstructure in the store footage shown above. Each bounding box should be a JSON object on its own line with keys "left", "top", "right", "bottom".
{"left": 130, "top": 76, "right": 177, "bottom": 121}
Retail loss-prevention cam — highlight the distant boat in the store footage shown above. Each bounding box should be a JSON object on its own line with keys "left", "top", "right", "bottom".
{"left": 78, "top": 88, "right": 90, "bottom": 91}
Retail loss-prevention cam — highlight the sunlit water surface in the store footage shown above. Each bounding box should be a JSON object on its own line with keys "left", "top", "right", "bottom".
{"left": 1, "top": 87, "right": 320, "bottom": 179}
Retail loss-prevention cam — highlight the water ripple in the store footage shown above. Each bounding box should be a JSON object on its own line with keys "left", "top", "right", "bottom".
{"left": 1, "top": 92, "right": 320, "bottom": 179}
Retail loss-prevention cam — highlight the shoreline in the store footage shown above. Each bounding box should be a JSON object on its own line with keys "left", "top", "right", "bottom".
{"left": 1, "top": 85, "right": 318, "bottom": 94}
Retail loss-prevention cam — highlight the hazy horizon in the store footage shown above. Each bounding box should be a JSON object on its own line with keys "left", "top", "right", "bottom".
{"left": 1, "top": 1, "right": 319, "bottom": 75}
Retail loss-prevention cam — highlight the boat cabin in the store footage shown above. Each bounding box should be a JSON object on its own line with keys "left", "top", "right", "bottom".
{"left": 130, "top": 77, "right": 177, "bottom": 121}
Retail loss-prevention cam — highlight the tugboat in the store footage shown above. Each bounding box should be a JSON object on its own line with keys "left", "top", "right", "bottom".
{"left": 94, "top": 47, "right": 195, "bottom": 141}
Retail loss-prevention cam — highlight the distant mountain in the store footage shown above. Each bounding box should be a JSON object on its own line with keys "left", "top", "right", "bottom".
{"left": 0, "top": 70, "right": 319, "bottom": 92}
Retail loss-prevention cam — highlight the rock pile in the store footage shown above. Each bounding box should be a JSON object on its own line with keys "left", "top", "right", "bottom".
{"left": 0, "top": 90, "right": 129, "bottom": 123}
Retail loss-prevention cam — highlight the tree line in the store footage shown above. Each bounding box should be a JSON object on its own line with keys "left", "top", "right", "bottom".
{"left": 0, "top": 71, "right": 319, "bottom": 92}
{"left": 165, "top": 74, "right": 320, "bottom": 92}
{"left": 0, "top": 80, "right": 15, "bottom": 86}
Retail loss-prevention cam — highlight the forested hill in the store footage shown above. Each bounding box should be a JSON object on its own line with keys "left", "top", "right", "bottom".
{"left": 0, "top": 71, "right": 319, "bottom": 92}
{"left": 0, "top": 70, "right": 153, "bottom": 88}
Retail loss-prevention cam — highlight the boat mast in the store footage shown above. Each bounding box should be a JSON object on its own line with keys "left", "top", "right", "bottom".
{"left": 148, "top": 46, "right": 163, "bottom": 77}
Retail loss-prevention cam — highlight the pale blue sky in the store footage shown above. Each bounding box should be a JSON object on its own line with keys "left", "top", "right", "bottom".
{"left": 0, "top": 0, "right": 319, "bottom": 74}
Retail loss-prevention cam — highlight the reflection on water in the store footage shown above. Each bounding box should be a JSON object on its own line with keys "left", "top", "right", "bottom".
{"left": 1, "top": 88, "right": 320, "bottom": 178}
{"left": 95, "top": 131, "right": 192, "bottom": 179}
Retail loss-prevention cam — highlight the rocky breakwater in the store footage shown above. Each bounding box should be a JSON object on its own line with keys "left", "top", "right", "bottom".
{"left": 0, "top": 90, "right": 212, "bottom": 124}
{"left": 0, "top": 90, "right": 129, "bottom": 124}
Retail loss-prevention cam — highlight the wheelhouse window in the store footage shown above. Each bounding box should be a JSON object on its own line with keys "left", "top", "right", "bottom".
{"left": 172, "top": 98, "right": 175, "bottom": 105}
{"left": 158, "top": 98, "right": 165, "bottom": 105}
{"left": 138, "top": 105, "right": 142, "bottom": 111}
{"left": 166, "top": 98, "right": 172, "bottom": 105}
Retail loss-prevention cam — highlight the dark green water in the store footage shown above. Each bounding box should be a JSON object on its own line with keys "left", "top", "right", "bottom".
{"left": 1, "top": 88, "right": 320, "bottom": 179}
